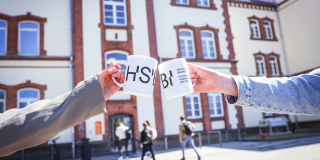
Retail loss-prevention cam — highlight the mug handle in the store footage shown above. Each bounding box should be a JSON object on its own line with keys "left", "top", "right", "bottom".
{"left": 111, "top": 61, "right": 127, "bottom": 87}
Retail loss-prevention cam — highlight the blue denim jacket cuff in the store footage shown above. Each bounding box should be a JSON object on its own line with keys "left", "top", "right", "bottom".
{"left": 224, "top": 75, "right": 253, "bottom": 106}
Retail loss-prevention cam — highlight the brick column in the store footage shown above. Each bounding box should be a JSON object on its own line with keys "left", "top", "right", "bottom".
{"left": 72, "top": 0, "right": 85, "bottom": 141}
{"left": 146, "top": 0, "right": 164, "bottom": 135}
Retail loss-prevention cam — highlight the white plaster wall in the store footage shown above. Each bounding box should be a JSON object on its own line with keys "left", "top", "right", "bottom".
{"left": 137, "top": 96, "right": 156, "bottom": 131}
{"left": 162, "top": 92, "right": 185, "bottom": 135}
{"left": 154, "top": 0, "right": 229, "bottom": 59}
{"left": 296, "top": 115, "right": 320, "bottom": 123}
{"left": 0, "top": 0, "right": 71, "bottom": 56}
{"left": 227, "top": 103, "right": 238, "bottom": 129}
{"left": 82, "top": 0, "right": 103, "bottom": 79}
{"left": 279, "top": 0, "right": 320, "bottom": 74}
{"left": 86, "top": 114, "right": 105, "bottom": 141}
{"left": 0, "top": 67, "right": 70, "bottom": 99}
{"left": 130, "top": 0, "right": 157, "bottom": 132}
{"left": 242, "top": 107, "right": 264, "bottom": 128}
{"left": 211, "top": 120, "right": 225, "bottom": 130}
{"left": 193, "top": 122, "right": 203, "bottom": 132}
{"left": 228, "top": 4, "right": 288, "bottom": 76}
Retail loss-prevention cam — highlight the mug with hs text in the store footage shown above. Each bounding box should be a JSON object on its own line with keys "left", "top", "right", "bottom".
{"left": 112, "top": 55, "right": 158, "bottom": 97}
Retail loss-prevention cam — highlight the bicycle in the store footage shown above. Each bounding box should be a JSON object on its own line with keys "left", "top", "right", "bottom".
{"left": 49, "top": 137, "right": 61, "bottom": 160}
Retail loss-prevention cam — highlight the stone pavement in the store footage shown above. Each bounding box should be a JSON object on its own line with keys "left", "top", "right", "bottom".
{"left": 88, "top": 136, "right": 320, "bottom": 160}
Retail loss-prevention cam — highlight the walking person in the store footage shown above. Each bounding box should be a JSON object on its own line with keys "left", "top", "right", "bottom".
{"left": 140, "top": 123, "right": 155, "bottom": 160}
{"left": 145, "top": 121, "right": 157, "bottom": 158}
{"left": 116, "top": 122, "right": 130, "bottom": 160}
{"left": 179, "top": 116, "right": 200, "bottom": 160}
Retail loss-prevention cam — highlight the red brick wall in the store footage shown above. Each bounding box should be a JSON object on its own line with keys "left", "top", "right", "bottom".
{"left": 72, "top": 0, "right": 86, "bottom": 142}
{"left": 146, "top": 0, "right": 165, "bottom": 136}
{"left": 99, "top": 0, "right": 139, "bottom": 138}
{"left": 0, "top": 12, "right": 47, "bottom": 56}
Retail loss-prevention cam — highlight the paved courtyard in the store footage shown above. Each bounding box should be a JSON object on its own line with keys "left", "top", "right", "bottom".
{"left": 90, "top": 136, "right": 320, "bottom": 160}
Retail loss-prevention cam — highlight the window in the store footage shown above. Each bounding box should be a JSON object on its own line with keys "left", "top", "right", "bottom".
{"left": 197, "top": 0, "right": 209, "bottom": 7}
{"left": 269, "top": 56, "right": 279, "bottom": 76}
{"left": 0, "top": 20, "right": 7, "bottom": 55}
{"left": 179, "top": 30, "right": 195, "bottom": 59}
{"left": 208, "top": 92, "right": 224, "bottom": 117}
{"left": 19, "top": 22, "right": 39, "bottom": 55}
{"left": 103, "top": 0, "right": 127, "bottom": 26}
{"left": 105, "top": 52, "right": 128, "bottom": 73}
{"left": 176, "top": 0, "right": 189, "bottom": 5}
{"left": 256, "top": 56, "right": 266, "bottom": 76}
{"left": 18, "top": 89, "right": 39, "bottom": 109}
{"left": 201, "top": 31, "right": 216, "bottom": 59}
{"left": 250, "top": 20, "right": 260, "bottom": 38}
{"left": 0, "top": 90, "right": 5, "bottom": 113}
{"left": 185, "top": 93, "right": 202, "bottom": 119}
{"left": 263, "top": 21, "right": 273, "bottom": 39}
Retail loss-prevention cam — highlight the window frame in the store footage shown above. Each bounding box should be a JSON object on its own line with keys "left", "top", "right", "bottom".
{"left": 18, "top": 21, "right": 40, "bottom": 56}
{"left": 105, "top": 50, "right": 129, "bottom": 73}
{"left": 17, "top": 88, "right": 40, "bottom": 109}
{"left": 185, "top": 93, "right": 202, "bottom": 119}
{"left": 103, "top": 0, "right": 127, "bottom": 26}
{"left": 179, "top": 29, "right": 196, "bottom": 59}
{"left": 0, "top": 20, "right": 7, "bottom": 55}
{"left": 201, "top": 30, "right": 217, "bottom": 59}
{"left": 176, "top": 0, "right": 190, "bottom": 5}
{"left": 197, "top": 0, "right": 210, "bottom": 7}
{"left": 263, "top": 21, "right": 273, "bottom": 39}
{"left": 256, "top": 55, "right": 267, "bottom": 76}
{"left": 0, "top": 90, "right": 6, "bottom": 113}
{"left": 269, "top": 56, "right": 279, "bottom": 76}
{"left": 250, "top": 19, "right": 261, "bottom": 39}
{"left": 208, "top": 92, "right": 224, "bottom": 118}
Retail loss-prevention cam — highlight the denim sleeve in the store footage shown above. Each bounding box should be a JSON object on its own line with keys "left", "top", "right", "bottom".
{"left": 225, "top": 68, "right": 320, "bottom": 115}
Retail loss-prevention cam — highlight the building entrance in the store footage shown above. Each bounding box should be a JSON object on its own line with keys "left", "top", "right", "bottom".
{"left": 109, "top": 114, "right": 135, "bottom": 153}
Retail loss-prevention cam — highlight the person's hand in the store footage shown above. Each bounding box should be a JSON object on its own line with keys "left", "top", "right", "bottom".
{"left": 180, "top": 139, "right": 182, "bottom": 143}
{"left": 96, "top": 62, "right": 125, "bottom": 101}
{"left": 140, "top": 144, "right": 143, "bottom": 148}
{"left": 188, "top": 63, "right": 238, "bottom": 97}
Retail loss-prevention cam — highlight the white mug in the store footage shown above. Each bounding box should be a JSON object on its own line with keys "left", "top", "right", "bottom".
{"left": 112, "top": 55, "right": 158, "bottom": 97}
{"left": 158, "top": 58, "right": 195, "bottom": 99}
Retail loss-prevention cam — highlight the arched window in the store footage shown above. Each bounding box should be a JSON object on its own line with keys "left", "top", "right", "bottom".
{"left": 19, "top": 21, "right": 39, "bottom": 55}
{"left": 250, "top": 20, "right": 260, "bottom": 38}
{"left": 208, "top": 92, "right": 224, "bottom": 118}
{"left": 263, "top": 21, "right": 273, "bottom": 39}
{"left": 105, "top": 51, "right": 128, "bottom": 73}
{"left": 18, "top": 89, "right": 39, "bottom": 109}
{"left": 179, "top": 30, "right": 195, "bottom": 59}
{"left": 185, "top": 93, "right": 202, "bottom": 119}
{"left": 197, "top": 0, "right": 209, "bottom": 7}
{"left": 176, "top": 0, "right": 189, "bottom": 5}
{"left": 256, "top": 55, "right": 266, "bottom": 76}
{"left": 201, "top": 31, "right": 217, "bottom": 59}
{"left": 269, "top": 56, "right": 279, "bottom": 76}
{"left": 0, "top": 20, "right": 7, "bottom": 55}
{"left": 0, "top": 90, "right": 5, "bottom": 113}
{"left": 104, "top": 0, "right": 127, "bottom": 26}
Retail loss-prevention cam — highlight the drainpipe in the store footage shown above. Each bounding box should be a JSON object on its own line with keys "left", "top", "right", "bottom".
{"left": 69, "top": 0, "right": 76, "bottom": 158}
{"left": 152, "top": 0, "right": 165, "bottom": 134}
{"left": 274, "top": 0, "right": 298, "bottom": 129}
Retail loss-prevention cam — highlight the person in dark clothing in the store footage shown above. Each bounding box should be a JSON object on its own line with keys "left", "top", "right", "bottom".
{"left": 140, "top": 123, "right": 155, "bottom": 160}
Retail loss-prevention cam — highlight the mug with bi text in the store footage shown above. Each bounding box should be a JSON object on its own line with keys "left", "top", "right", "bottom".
{"left": 112, "top": 55, "right": 158, "bottom": 97}
{"left": 158, "top": 58, "right": 195, "bottom": 99}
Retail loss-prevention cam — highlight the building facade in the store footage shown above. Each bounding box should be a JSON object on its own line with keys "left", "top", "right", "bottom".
{"left": 0, "top": 0, "right": 319, "bottom": 158}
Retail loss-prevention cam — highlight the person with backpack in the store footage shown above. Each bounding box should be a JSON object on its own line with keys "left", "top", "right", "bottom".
{"left": 140, "top": 123, "right": 155, "bottom": 160}
{"left": 179, "top": 116, "right": 201, "bottom": 160}
{"left": 145, "top": 120, "right": 157, "bottom": 158}
{"left": 115, "top": 122, "right": 130, "bottom": 160}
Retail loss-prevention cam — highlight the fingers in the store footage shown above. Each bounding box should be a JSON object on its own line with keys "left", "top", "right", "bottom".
{"left": 188, "top": 67, "right": 197, "bottom": 74}
{"left": 191, "top": 78, "right": 198, "bottom": 83}
{"left": 114, "top": 72, "right": 125, "bottom": 83}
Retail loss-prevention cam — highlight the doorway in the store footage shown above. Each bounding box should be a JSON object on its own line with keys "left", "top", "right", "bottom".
{"left": 109, "top": 114, "right": 135, "bottom": 154}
